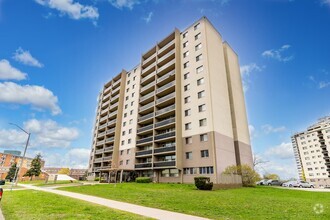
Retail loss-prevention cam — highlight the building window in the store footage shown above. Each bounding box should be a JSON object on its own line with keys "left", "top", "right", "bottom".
{"left": 130, "top": 110, "right": 133, "bottom": 115}
{"left": 126, "top": 88, "right": 129, "bottom": 92}
{"left": 133, "top": 76, "right": 136, "bottom": 81}
{"left": 123, "top": 122, "right": 126, "bottom": 127}
{"left": 197, "top": 78, "right": 204, "bottom": 86}
{"left": 122, "top": 131, "right": 126, "bottom": 136}
{"left": 194, "top": 23, "right": 200, "bottom": 30}
{"left": 125, "top": 104, "right": 128, "bottom": 109}
{"left": 184, "top": 61, "right": 189, "bottom": 69}
{"left": 185, "top": 109, "right": 191, "bottom": 116}
{"left": 200, "top": 134, "right": 208, "bottom": 142}
{"left": 126, "top": 96, "right": 129, "bottom": 101}
{"left": 186, "top": 152, "right": 192, "bottom": 159}
{"left": 185, "top": 137, "right": 192, "bottom": 144}
{"left": 124, "top": 113, "right": 127, "bottom": 118}
{"left": 183, "top": 41, "right": 188, "bottom": 48}
{"left": 199, "top": 166, "right": 213, "bottom": 174}
{"left": 129, "top": 119, "right": 133, "bottom": 124}
{"left": 196, "top": 54, "right": 203, "bottom": 62}
{"left": 128, "top": 73, "right": 131, "bottom": 77}
{"left": 129, "top": 129, "right": 132, "bottom": 134}
{"left": 184, "top": 96, "right": 191, "bottom": 104}
{"left": 201, "top": 150, "right": 209, "bottom": 158}
{"left": 161, "top": 169, "right": 179, "bottom": 177}
{"left": 127, "top": 80, "right": 130, "bottom": 85}
{"left": 128, "top": 139, "right": 131, "bottom": 144}
{"left": 196, "top": 65, "right": 204, "bottom": 74}
{"left": 131, "top": 101, "right": 134, "bottom": 106}
{"left": 199, "top": 118, "right": 207, "bottom": 127}
{"left": 183, "top": 31, "right": 188, "bottom": 38}
{"left": 184, "top": 72, "right": 190, "bottom": 80}
{"left": 185, "top": 123, "right": 192, "bottom": 130}
{"left": 126, "top": 159, "right": 130, "bottom": 165}
{"left": 195, "top": 43, "right": 202, "bottom": 51}
{"left": 195, "top": 33, "right": 201, "bottom": 40}
{"left": 198, "top": 104, "right": 206, "bottom": 112}
{"left": 133, "top": 84, "right": 135, "bottom": 89}
{"left": 183, "top": 167, "right": 197, "bottom": 175}
{"left": 198, "top": 90, "right": 205, "bottom": 99}
{"left": 121, "top": 140, "right": 125, "bottom": 145}
{"left": 132, "top": 93, "right": 135, "bottom": 97}
{"left": 183, "top": 51, "right": 189, "bottom": 58}
{"left": 120, "top": 160, "right": 123, "bottom": 165}
{"left": 120, "top": 150, "right": 124, "bottom": 155}
{"left": 184, "top": 84, "right": 190, "bottom": 91}
{"left": 127, "top": 149, "right": 131, "bottom": 154}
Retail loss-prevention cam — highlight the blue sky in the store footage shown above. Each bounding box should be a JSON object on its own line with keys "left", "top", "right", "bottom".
{"left": 0, "top": 0, "right": 329, "bottom": 178}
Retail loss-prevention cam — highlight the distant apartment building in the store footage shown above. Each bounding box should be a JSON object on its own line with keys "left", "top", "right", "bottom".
{"left": 42, "top": 167, "right": 87, "bottom": 180}
{"left": 88, "top": 17, "right": 253, "bottom": 183}
{"left": 0, "top": 152, "right": 44, "bottom": 180}
{"left": 292, "top": 116, "right": 330, "bottom": 187}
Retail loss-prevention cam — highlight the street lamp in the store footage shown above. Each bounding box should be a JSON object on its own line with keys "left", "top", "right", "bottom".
{"left": 9, "top": 123, "right": 31, "bottom": 190}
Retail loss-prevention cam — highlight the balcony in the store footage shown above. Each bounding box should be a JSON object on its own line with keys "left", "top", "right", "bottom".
{"left": 97, "top": 131, "right": 106, "bottom": 138}
{"left": 136, "top": 149, "right": 153, "bottom": 157}
{"left": 138, "top": 112, "right": 154, "bottom": 123}
{"left": 112, "top": 79, "right": 121, "bottom": 88}
{"left": 156, "top": 92, "right": 175, "bottom": 105}
{"left": 135, "top": 163, "right": 152, "bottom": 169}
{"left": 137, "top": 124, "right": 153, "bottom": 134}
{"left": 112, "top": 86, "right": 120, "bottom": 95}
{"left": 110, "top": 102, "right": 119, "bottom": 110}
{"left": 157, "top": 49, "right": 175, "bottom": 67}
{"left": 141, "top": 71, "right": 156, "bottom": 86}
{"left": 95, "top": 149, "right": 104, "bottom": 154}
{"left": 157, "top": 59, "right": 175, "bottom": 76}
{"left": 105, "top": 137, "right": 114, "bottom": 143}
{"left": 156, "top": 81, "right": 175, "bottom": 95}
{"left": 94, "top": 158, "right": 103, "bottom": 163}
{"left": 106, "top": 128, "right": 115, "bottom": 135}
{"left": 155, "top": 118, "right": 175, "bottom": 128}
{"left": 100, "top": 109, "right": 108, "bottom": 116}
{"left": 157, "top": 70, "right": 175, "bottom": 84}
{"left": 102, "top": 93, "right": 111, "bottom": 101}
{"left": 142, "top": 54, "right": 156, "bottom": 68}
{"left": 104, "top": 146, "right": 113, "bottom": 152}
{"left": 96, "top": 140, "right": 105, "bottom": 146}
{"left": 93, "top": 167, "right": 101, "bottom": 172}
{"left": 108, "top": 110, "right": 118, "bottom": 119}
{"left": 141, "top": 62, "right": 156, "bottom": 77}
{"left": 104, "top": 86, "right": 111, "bottom": 94}
{"left": 156, "top": 104, "right": 175, "bottom": 117}
{"left": 101, "top": 100, "right": 110, "bottom": 108}
{"left": 154, "top": 131, "right": 175, "bottom": 141}
{"left": 158, "top": 39, "right": 175, "bottom": 57}
{"left": 153, "top": 160, "right": 176, "bottom": 168}
{"left": 111, "top": 94, "right": 120, "bottom": 103}
{"left": 108, "top": 119, "right": 116, "bottom": 126}
{"left": 100, "top": 115, "right": 108, "bottom": 123}
{"left": 139, "top": 91, "right": 155, "bottom": 104}
{"left": 136, "top": 137, "right": 153, "bottom": 145}
{"left": 154, "top": 146, "right": 176, "bottom": 154}
{"left": 98, "top": 124, "right": 107, "bottom": 130}
{"left": 139, "top": 101, "right": 154, "bottom": 113}
{"left": 103, "top": 156, "right": 112, "bottom": 161}
{"left": 100, "top": 166, "right": 112, "bottom": 170}
{"left": 140, "top": 81, "right": 155, "bottom": 94}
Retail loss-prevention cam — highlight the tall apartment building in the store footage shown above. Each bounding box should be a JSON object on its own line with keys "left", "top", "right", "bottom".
{"left": 292, "top": 116, "right": 330, "bottom": 187}
{"left": 88, "top": 17, "right": 253, "bottom": 183}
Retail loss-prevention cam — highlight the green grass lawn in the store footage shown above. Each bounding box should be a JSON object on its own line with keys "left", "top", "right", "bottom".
{"left": 1, "top": 190, "right": 151, "bottom": 220}
{"left": 60, "top": 183, "right": 330, "bottom": 220}
{"left": 19, "top": 180, "right": 83, "bottom": 186}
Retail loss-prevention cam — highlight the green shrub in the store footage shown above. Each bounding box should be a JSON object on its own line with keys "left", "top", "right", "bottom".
{"left": 94, "top": 177, "right": 100, "bottom": 181}
{"left": 194, "top": 177, "right": 213, "bottom": 190}
{"left": 223, "top": 164, "right": 260, "bottom": 187}
{"left": 135, "top": 177, "right": 152, "bottom": 183}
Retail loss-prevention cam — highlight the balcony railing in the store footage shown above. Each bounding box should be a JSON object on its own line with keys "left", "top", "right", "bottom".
{"left": 100, "top": 166, "right": 112, "bottom": 170}
{"left": 136, "top": 137, "right": 153, "bottom": 145}
{"left": 94, "top": 158, "right": 103, "bottom": 162}
{"left": 104, "top": 86, "right": 111, "bottom": 93}
{"left": 102, "top": 93, "right": 111, "bottom": 100}
{"left": 153, "top": 160, "right": 176, "bottom": 167}
{"left": 112, "top": 86, "right": 120, "bottom": 94}
{"left": 110, "top": 102, "right": 119, "bottom": 110}
{"left": 141, "top": 82, "right": 155, "bottom": 93}
{"left": 100, "top": 109, "right": 108, "bottom": 115}
{"left": 156, "top": 92, "right": 175, "bottom": 104}
{"left": 142, "top": 54, "right": 156, "bottom": 66}
{"left": 158, "top": 39, "right": 175, "bottom": 55}
{"left": 98, "top": 124, "right": 107, "bottom": 129}
{"left": 154, "top": 131, "right": 175, "bottom": 140}
{"left": 139, "top": 102, "right": 154, "bottom": 112}
{"left": 154, "top": 146, "right": 176, "bottom": 154}
{"left": 156, "top": 104, "right": 175, "bottom": 116}
{"left": 158, "top": 49, "right": 175, "bottom": 64}
{"left": 155, "top": 118, "right": 175, "bottom": 128}
{"left": 156, "top": 81, "right": 175, "bottom": 94}
{"left": 93, "top": 167, "right": 101, "bottom": 172}
{"left": 112, "top": 79, "right": 121, "bottom": 88}
{"left": 106, "top": 128, "right": 115, "bottom": 134}
{"left": 95, "top": 149, "right": 104, "bottom": 154}
{"left": 111, "top": 94, "right": 120, "bottom": 102}
{"left": 142, "top": 62, "right": 156, "bottom": 75}
{"left": 157, "top": 59, "right": 175, "bottom": 74}
{"left": 97, "top": 131, "right": 106, "bottom": 138}
{"left": 138, "top": 112, "right": 154, "bottom": 122}
{"left": 141, "top": 71, "right": 156, "bottom": 84}
{"left": 109, "top": 110, "right": 118, "bottom": 118}
{"left": 135, "top": 163, "right": 152, "bottom": 169}
{"left": 101, "top": 101, "right": 110, "bottom": 108}
{"left": 105, "top": 137, "right": 114, "bottom": 143}
{"left": 137, "top": 124, "right": 153, "bottom": 133}
{"left": 136, "top": 149, "right": 153, "bottom": 156}
{"left": 108, "top": 119, "right": 116, "bottom": 125}
{"left": 157, "top": 70, "right": 175, "bottom": 83}
{"left": 140, "top": 91, "right": 155, "bottom": 103}
{"left": 96, "top": 140, "right": 105, "bottom": 146}
{"left": 104, "top": 146, "right": 113, "bottom": 152}
{"left": 103, "top": 156, "right": 112, "bottom": 161}
{"left": 100, "top": 115, "right": 108, "bottom": 122}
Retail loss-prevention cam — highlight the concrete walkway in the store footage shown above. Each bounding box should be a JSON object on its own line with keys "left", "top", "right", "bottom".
{"left": 0, "top": 206, "right": 4, "bottom": 220}
{"left": 18, "top": 184, "right": 208, "bottom": 220}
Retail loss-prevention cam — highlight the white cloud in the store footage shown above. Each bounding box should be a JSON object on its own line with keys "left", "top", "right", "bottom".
{"left": 265, "top": 142, "right": 293, "bottom": 159}
{"left": 23, "top": 119, "right": 79, "bottom": 148}
{"left": 13, "top": 48, "right": 43, "bottom": 68}
{"left": 308, "top": 70, "right": 330, "bottom": 89}
{"left": 0, "top": 129, "right": 29, "bottom": 148}
{"left": 0, "top": 82, "right": 61, "bottom": 115}
{"left": 248, "top": 124, "right": 256, "bottom": 140}
{"left": 0, "top": 59, "right": 27, "bottom": 80}
{"left": 42, "top": 148, "right": 90, "bottom": 168}
{"left": 142, "top": 12, "right": 153, "bottom": 23}
{"left": 321, "top": 0, "right": 330, "bottom": 6}
{"left": 319, "top": 81, "right": 330, "bottom": 89}
{"left": 35, "top": 0, "right": 99, "bottom": 21}
{"left": 262, "top": 44, "right": 294, "bottom": 62}
{"left": 240, "top": 63, "right": 263, "bottom": 77}
{"left": 108, "top": 0, "right": 140, "bottom": 9}
{"left": 261, "top": 124, "right": 286, "bottom": 134}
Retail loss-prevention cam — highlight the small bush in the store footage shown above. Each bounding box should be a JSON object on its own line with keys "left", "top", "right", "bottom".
{"left": 194, "top": 177, "right": 213, "bottom": 190}
{"left": 135, "top": 177, "right": 152, "bottom": 183}
{"left": 94, "top": 177, "right": 100, "bottom": 181}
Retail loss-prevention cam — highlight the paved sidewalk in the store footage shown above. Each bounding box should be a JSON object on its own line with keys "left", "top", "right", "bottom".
{"left": 18, "top": 184, "right": 208, "bottom": 220}
{"left": 0, "top": 205, "right": 5, "bottom": 220}
{"left": 277, "top": 186, "right": 330, "bottom": 192}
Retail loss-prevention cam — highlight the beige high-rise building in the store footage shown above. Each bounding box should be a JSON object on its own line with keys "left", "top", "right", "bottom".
{"left": 87, "top": 17, "right": 253, "bottom": 183}
{"left": 292, "top": 116, "right": 330, "bottom": 187}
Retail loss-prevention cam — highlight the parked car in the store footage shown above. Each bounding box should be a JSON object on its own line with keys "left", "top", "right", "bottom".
{"left": 282, "top": 181, "right": 297, "bottom": 187}
{"left": 256, "top": 179, "right": 268, "bottom": 185}
{"left": 267, "top": 179, "right": 283, "bottom": 186}
{"left": 292, "top": 181, "right": 314, "bottom": 188}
